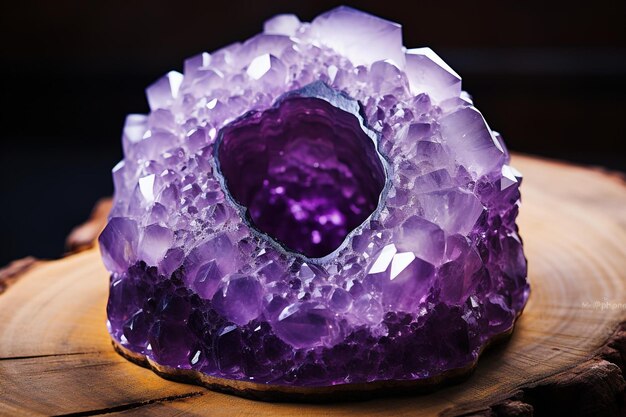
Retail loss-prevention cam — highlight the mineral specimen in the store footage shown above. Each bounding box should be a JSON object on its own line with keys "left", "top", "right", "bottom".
{"left": 100, "top": 6, "right": 529, "bottom": 392}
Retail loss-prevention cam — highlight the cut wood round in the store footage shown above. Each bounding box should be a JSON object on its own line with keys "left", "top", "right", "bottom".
{"left": 1, "top": 154, "right": 625, "bottom": 416}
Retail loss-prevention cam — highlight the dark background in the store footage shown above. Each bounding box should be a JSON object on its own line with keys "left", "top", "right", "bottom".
{"left": 1, "top": 1, "right": 625, "bottom": 266}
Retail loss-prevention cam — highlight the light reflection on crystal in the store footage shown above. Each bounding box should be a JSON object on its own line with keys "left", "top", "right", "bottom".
{"left": 146, "top": 71, "right": 184, "bottom": 111}
{"left": 310, "top": 6, "right": 405, "bottom": 69}
{"left": 405, "top": 47, "right": 462, "bottom": 103}
{"left": 263, "top": 14, "right": 301, "bottom": 37}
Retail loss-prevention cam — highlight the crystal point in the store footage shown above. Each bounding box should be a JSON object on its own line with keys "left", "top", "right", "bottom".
{"left": 310, "top": 6, "right": 405, "bottom": 68}
{"left": 146, "top": 71, "right": 184, "bottom": 110}
{"left": 405, "top": 47, "right": 462, "bottom": 103}
{"left": 263, "top": 14, "right": 301, "bottom": 37}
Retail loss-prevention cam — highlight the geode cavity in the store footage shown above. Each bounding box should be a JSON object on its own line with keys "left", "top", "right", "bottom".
{"left": 100, "top": 6, "right": 529, "bottom": 396}
{"left": 217, "top": 84, "right": 387, "bottom": 259}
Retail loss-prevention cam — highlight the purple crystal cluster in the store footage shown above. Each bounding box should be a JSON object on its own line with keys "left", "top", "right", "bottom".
{"left": 100, "top": 7, "right": 529, "bottom": 388}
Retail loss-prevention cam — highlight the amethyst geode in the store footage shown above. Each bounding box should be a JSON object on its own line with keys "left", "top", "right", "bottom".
{"left": 100, "top": 7, "right": 528, "bottom": 394}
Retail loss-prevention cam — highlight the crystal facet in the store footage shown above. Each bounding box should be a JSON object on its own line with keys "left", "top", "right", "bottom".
{"left": 405, "top": 47, "right": 462, "bottom": 103}
{"left": 101, "top": 6, "right": 529, "bottom": 389}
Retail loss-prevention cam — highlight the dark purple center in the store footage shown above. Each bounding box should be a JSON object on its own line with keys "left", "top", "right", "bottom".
{"left": 217, "top": 94, "right": 386, "bottom": 258}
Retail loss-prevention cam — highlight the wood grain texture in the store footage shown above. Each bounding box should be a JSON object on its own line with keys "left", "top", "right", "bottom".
{"left": 1, "top": 154, "right": 625, "bottom": 416}
{"left": 0, "top": 257, "right": 38, "bottom": 295}
{"left": 65, "top": 197, "right": 112, "bottom": 253}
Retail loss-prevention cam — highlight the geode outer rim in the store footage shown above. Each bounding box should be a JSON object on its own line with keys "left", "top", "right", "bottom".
{"left": 102, "top": 6, "right": 529, "bottom": 392}
{"left": 110, "top": 309, "right": 522, "bottom": 401}
{"left": 212, "top": 80, "right": 394, "bottom": 264}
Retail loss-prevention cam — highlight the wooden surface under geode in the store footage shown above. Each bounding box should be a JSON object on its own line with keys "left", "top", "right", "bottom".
{"left": 0, "top": 154, "right": 625, "bottom": 416}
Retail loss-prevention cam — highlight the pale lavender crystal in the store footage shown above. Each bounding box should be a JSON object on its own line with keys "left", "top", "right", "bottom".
{"left": 273, "top": 302, "right": 340, "bottom": 349}
{"left": 439, "top": 107, "right": 506, "bottom": 177}
{"left": 419, "top": 189, "right": 484, "bottom": 236}
{"left": 137, "top": 224, "right": 173, "bottom": 266}
{"left": 213, "top": 275, "right": 264, "bottom": 325}
{"left": 101, "top": 6, "right": 529, "bottom": 390}
{"left": 405, "top": 48, "right": 462, "bottom": 103}
{"left": 397, "top": 216, "right": 445, "bottom": 265}
{"left": 146, "top": 71, "right": 184, "bottom": 111}
{"left": 364, "top": 244, "right": 435, "bottom": 311}
{"left": 310, "top": 6, "right": 405, "bottom": 68}
{"left": 263, "top": 14, "right": 300, "bottom": 37}
{"left": 100, "top": 217, "right": 138, "bottom": 274}
{"left": 193, "top": 260, "right": 221, "bottom": 299}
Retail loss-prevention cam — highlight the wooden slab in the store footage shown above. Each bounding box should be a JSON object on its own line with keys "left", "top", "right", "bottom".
{"left": 1, "top": 154, "right": 625, "bottom": 416}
